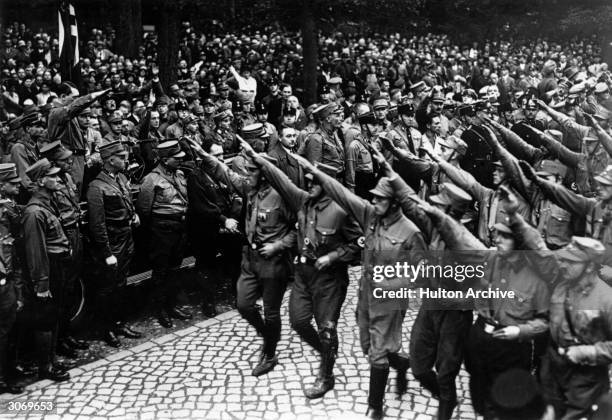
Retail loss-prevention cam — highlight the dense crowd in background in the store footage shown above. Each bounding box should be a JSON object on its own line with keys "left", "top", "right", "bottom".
{"left": 1, "top": 17, "right": 612, "bottom": 420}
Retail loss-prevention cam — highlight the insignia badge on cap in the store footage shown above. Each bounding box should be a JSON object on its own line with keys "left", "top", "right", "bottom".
{"left": 304, "top": 238, "right": 310, "bottom": 246}
{"left": 0, "top": 278, "right": 5, "bottom": 286}
{"left": 251, "top": 243, "right": 257, "bottom": 250}
{"left": 357, "top": 236, "right": 365, "bottom": 248}
{"left": 300, "top": 256, "right": 307, "bottom": 263}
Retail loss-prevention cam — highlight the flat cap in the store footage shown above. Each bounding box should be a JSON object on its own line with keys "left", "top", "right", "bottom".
{"left": 314, "top": 103, "right": 342, "bottom": 119}
{"left": 493, "top": 222, "right": 513, "bottom": 235}
{"left": 156, "top": 140, "right": 185, "bottom": 159}
{"left": 397, "top": 103, "right": 415, "bottom": 116}
{"left": 372, "top": 98, "right": 389, "bottom": 110}
{"left": 25, "top": 158, "right": 60, "bottom": 182}
{"left": 154, "top": 95, "right": 171, "bottom": 107}
{"left": 557, "top": 236, "right": 605, "bottom": 263}
{"left": 40, "top": 140, "right": 73, "bottom": 161}
{"left": 241, "top": 123, "right": 269, "bottom": 139}
{"left": 99, "top": 141, "right": 128, "bottom": 160}
{"left": 0, "top": 163, "right": 21, "bottom": 183}
{"left": 107, "top": 114, "right": 123, "bottom": 124}
{"left": 213, "top": 109, "right": 234, "bottom": 123}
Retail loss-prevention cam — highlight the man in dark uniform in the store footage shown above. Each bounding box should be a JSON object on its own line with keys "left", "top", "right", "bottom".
{"left": 21, "top": 159, "right": 71, "bottom": 382}
{"left": 301, "top": 103, "right": 346, "bottom": 181}
{"left": 40, "top": 141, "right": 88, "bottom": 358}
{"left": 137, "top": 141, "right": 192, "bottom": 328}
{"left": 244, "top": 140, "right": 361, "bottom": 398}
{"left": 186, "top": 143, "right": 241, "bottom": 317}
{"left": 208, "top": 109, "right": 239, "bottom": 155}
{"left": 458, "top": 101, "right": 495, "bottom": 188}
{"left": 47, "top": 88, "right": 111, "bottom": 196}
{"left": 292, "top": 154, "right": 425, "bottom": 419}
{"left": 86, "top": 141, "right": 142, "bottom": 347}
{"left": 10, "top": 111, "right": 43, "bottom": 198}
{"left": 0, "top": 164, "right": 24, "bottom": 394}
{"left": 198, "top": 147, "right": 296, "bottom": 377}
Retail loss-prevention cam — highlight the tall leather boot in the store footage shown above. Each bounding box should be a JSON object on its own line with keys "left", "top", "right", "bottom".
{"left": 197, "top": 269, "right": 217, "bottom": 318}
{"left": 304, "top": 322, "right": 336, "bottom": 399}
{"left": 366, "top": 365, "right": 389, "bottom": 419}
{"left": 415, "top": 370, "right": 441, "bottom": 399}
{"left": 437, "top": 398, "right": 457, "bottom": 420}
{"left": 388, "top": 352, "right": 410, "bottom": 396}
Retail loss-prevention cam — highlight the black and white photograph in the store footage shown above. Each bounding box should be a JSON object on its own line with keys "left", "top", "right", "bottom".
{"left": 0, "top": 0, "right": 611, "bottom": 418}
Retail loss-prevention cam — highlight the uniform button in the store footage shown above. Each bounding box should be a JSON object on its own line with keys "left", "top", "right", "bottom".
{"left": 501, "top": 278, "right": 506, "bottom": 284}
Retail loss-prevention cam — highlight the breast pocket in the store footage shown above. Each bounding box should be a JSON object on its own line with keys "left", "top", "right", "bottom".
{"left": 316, "top": 226, "right": 337, "bottom": 246}
{"left": 506, "top": 290, "right": 534, "bottom": 322}
{"left": 104, "top": 192, "right": 123, "bottom": 212}
{"left": 548, "top": 207, "right": 572, "bottom": 237}
{"left": 257, "top": 207, "right": 279, "bottom": 231}
{"left": 157, "top": 180, "right": 175, "bottom": 203}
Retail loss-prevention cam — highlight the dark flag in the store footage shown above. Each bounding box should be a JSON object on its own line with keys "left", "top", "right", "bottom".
{"left": 58, "top": 0, "right": 79, "bottom": 83}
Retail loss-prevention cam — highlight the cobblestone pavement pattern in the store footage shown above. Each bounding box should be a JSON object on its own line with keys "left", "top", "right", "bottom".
{"left": 0, "top": 268, "right": 477, "bottom": 420}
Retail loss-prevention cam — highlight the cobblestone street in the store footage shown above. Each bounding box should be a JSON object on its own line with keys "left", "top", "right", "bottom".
{"left": 0, "top": 269, "right": 477, "bottom": 420}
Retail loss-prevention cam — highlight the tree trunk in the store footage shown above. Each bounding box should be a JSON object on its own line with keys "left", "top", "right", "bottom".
{"left": 156, "top": 0, "right": 180, "bottom": 89}
{"left": 301, "top": 0, "right": 318, "bottom": 106}
{"left": 114, "top": 0, "right": 142, "bottom": 57}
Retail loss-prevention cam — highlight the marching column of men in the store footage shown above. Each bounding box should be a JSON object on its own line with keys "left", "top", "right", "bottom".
{"left": 1, "top": 67, "right": 612, "bottom": 420}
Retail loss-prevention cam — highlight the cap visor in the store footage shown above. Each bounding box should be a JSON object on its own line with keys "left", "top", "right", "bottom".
{"left": 47, "top": 167, "right": 61, "bottom": 176}
{"left": 173, "top": 151, "right": 186, "bottom": 159}
{"left": 429, "top": 195, "right": 448, "bottom": 206}
{"left": 8, "top": 177, "right": 21, "bottom": 183}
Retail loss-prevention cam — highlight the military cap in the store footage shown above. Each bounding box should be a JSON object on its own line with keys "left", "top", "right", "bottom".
{"left": 314, "top": 103, "right": 342, "bottom": 119}
{"left": 183, "top": 114, "right": 199, "bottom": 125}
{"left": 457, "top": 103, "right": 476, "bottom": 117}
{"left": 438, "top": 135, "right": 468, "bottom": 156}
{"left": 409, "top": 81, "right": 427, "bottom": 92}
{"left": 473, "top": 100, "right": 490, "bottom": 112}
{"left": 217, "top": 82, "right": 230, "bottom": 91}
{"left": 372, "top": 98, "right": 389, "bottom": 110}
{"left": 241, "top": 123, "right": 268, "bottom": 139}
{"left": 100, "top": 141, "right": 127, "bottom": 160}
{"left": 431, "top": 91, "right": 445, "bottom": 103}
{"left": 305, "top": 103, "right": 319, "bottom": 118}
{"left": 327, "top": 76, "right": 342, "bottom": 85}
{"left": 25, "top": 158, "right": 60, "bottom": 182}
{"left": 40, "top": 140, "right": 73, "bottom": 161}
{"left": 595, "top": 82, "right": 609, "bottom": 94}
{"left": 453, "top": 75, "right": 467, "bottom": 84}
{"left": 79, "top": 107, "right": 92, "bottom": 116}
{"left": 369, "top": 177, "right": 394, "bottom": 199}
{"left": 429, "top": 183, "right": 471, "bottom": 211}
{"left": 154, "top": 95, "right": 171, "bottom": 107}
{"left": 213, "top": 109, "right": 233, "bottom": 123}
{"left": 545, "top": 129, "right": 563, "bottom": 143}
{"left": 192, "top": 105, "right": 205, "bottom": 116}
{"left": 156, "top": 140, "right": 185, "bottom": 159}
{"left": 20, "top": 112, "right": 44, "bottom": 128}
{"left": 594, "top": 165, "right": 612, "bottom": 185}
{"left": 0, "top": 163, "right": 21, "bottom": 183}
{"left": 107, "top": 114, "right": 123, "bottom": 124}
{"left": 175, "top": 101, "right": 189, "bottom": 111}
{"left": 491, "top": 369, "right": 546, "bottom": 419}
{"left": 245, "top": 153, "right": 277, "bottom": 170}
{"left": 593, "top": 108, "right": 611, "bottom": 121}
{"left": 203, "top": 97, "right": 216, "bottom": 106}
{"left": 563, "top": 66, "right": 580, "bottom": 81}
{"left": 557, "top": 236, "right": 605, "bottom": 263}
{"left": 462, "top": 89, "right": 478, "bottom": 101}
{"left": 255, "top": 102, "right": 268, "bottom": 114}
{"left": 493, "top": 223, "right": 513, "bottom": 236}
{"left": 397, "top": 103, "right": 415, "bottom": 116}
{"left": 492, "top": 160, "right": 504, "bottom": 168}
{"left": 568, "top": 82, "right": 586, "bottom": 97}
{"left": 536, "top": 160, "right": 567, "bottom": 178}
{"left": 443, "top": 99, "right": 456, "bottom": 110}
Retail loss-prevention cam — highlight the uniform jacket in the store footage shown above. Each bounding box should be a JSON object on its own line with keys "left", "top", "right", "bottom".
{"left": 47, "top": 93, "right": 97, "bottom": 152}
{"left": 302, "top": 126, "right": 346, "bottom": 176}
{"left": 137, "top": 164, "right": 188, "bottom": 219}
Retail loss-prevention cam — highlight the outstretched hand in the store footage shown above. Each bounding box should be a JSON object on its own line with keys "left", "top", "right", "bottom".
{"left": 499, "top": 185, "right": 519, "bottom": 215}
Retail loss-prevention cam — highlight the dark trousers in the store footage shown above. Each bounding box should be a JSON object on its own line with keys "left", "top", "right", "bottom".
{"left": 59, "top": 227, "right": 82, "bottom": 337}
{"left": 96, "top": 227, "right": 134, "bottom": 331}
{"left": 409, "top": 308, "right": 473, "bottom": 403}
{"left": 465, "top": 317, "right": 534, "bottom": 418}
{"left": 0, "top": 282, "right": 16, "bottom": 383}
{"left": 236, "top": 246, "right": 289, "bottom": 357}
{"left": 17, "top": 253, "right": 66, "bottom": 369}
{"left": 541, "top": 345, "right": 610, "bottom": 420}
{"left": 150, "top": 217, "right": 187, "bottom": 309}
{"left": 289, "top": 263, "right": 348, "bottom": 352}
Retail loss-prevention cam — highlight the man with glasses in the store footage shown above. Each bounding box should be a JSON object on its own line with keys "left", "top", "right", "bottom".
{"left": 86, "top": 141, "right": 142, "bottom": 347}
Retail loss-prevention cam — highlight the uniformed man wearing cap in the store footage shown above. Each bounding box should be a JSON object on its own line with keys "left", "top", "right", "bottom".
{"left": 47, "top": 88, "right": 112, "bottom": 197}
{"left": 0, "top": 163, "right": 24, "bottom": 394}
{"left": 342, "top": 103, "right": 377, "bottom": 197}
{"left": 164, "top": 102, "right": 189, "bottom": 140}
{"left": 371, "top": 98, "right": 391, "bottom": 130}
{"left": 137, "top": 140, "right": 192, "bottom": 328}
{"left": 232, "top": 123, "right": 270, "bottom": 176}
{"left": 86, "top": 141, "right": 142, "bottom": 347}
{"left": 215, "top": 82, "right": 232, "bottom": 111}
{"left": 39, "top": 141, "right": 88, "bottom": 357}
{"left": 301, "top": 103, "right": 346, "bottom": 182}
{"left": 198, "top": 146, "right": 296, "bottom": 377}
{"left": 291, "top": 154, "right": 425, "bottom": 419}
{"left": 9, "top": 111, "right": 43, "bottom": 199}
{"left": 244, "top": 142, "right": 361, "bottom": 399}
{"left": 21, "top": 158, "right": 71, "bottom": 382}
{"left": 416, "top": 89, "right": 450, "bottom": 136}
{"left": 102, "top": 112, "right": 131, "bottom": 147}
{"left": 456, "top": 101, "right": 497, "bottom": 188}
{"left": 179, "top": 115, "right": 205, "bottom": 167}
{"left": 254, "top": 102, "right": 279, "bottom": 141}
{"left": 531, "top": 236, "right": 612, "bottom": 419}
{"left": 208, "top": 109, "right": 239, "bottom": 155}
{"left": 200, "top": 97, "right": 217, "bottom": 133}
